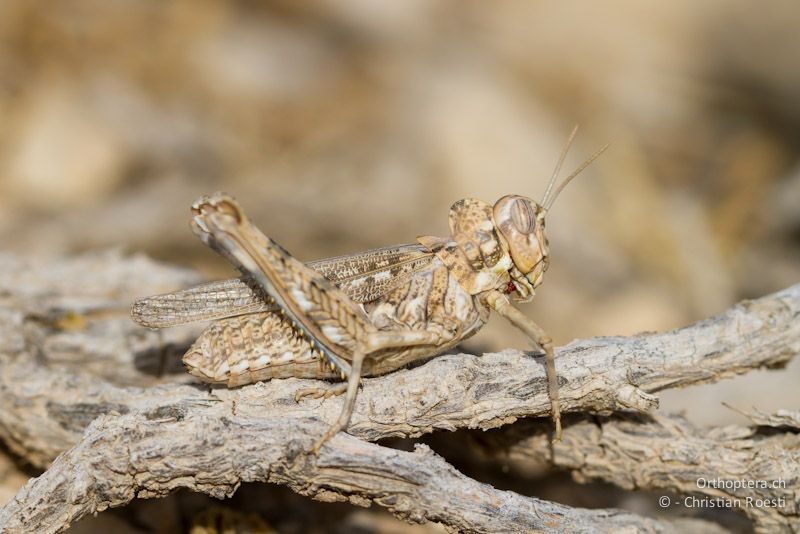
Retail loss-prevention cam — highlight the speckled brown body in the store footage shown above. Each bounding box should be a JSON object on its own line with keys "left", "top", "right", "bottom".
{"left": 134, "top": 136, "right": 606, "bottom": 449}
{"left": 177, "top": 253, "right": 487, "bottom": 387}
{"left": 133, "top": 183, "right": 576, "bottom": 448}
{"left": 133, "top": 195, "right": 519, "bottom": 388}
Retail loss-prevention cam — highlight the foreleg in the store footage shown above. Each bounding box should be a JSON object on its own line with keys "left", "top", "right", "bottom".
{"left": 483, "top": 290, "right": 562, "bottom": 440}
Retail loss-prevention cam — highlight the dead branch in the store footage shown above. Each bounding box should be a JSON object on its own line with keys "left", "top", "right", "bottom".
{"left": 467, "top": 412, "right": 800, "bottom": 532}
{"left": 0, "top": 404, "right": 734, "bottom": 534}
{"left": 0, "top": 254, "right": 796, "bottom": 468}
{"left": 0, "top": 252, "right": 797, "bottom": 532}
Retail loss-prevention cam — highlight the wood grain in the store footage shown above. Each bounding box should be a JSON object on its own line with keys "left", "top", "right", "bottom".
{"left": 0, "top": 252, "right": 797, "bottom": 533}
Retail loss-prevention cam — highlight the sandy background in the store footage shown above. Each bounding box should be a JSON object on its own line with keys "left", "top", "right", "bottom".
{"left": 0, "top": 1, "right": 798, "bottom": 532}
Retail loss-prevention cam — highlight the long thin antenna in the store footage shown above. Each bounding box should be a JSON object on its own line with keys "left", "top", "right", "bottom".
{"left": 544, "top": 143, "right": 609, "bottom": 211}
{"left": 541, "top": 125, "right": 580, "bottom": 209}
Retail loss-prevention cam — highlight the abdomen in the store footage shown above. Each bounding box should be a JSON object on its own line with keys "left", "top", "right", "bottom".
{"left": 182, "top": 311, "right": 339, "bottom": 386}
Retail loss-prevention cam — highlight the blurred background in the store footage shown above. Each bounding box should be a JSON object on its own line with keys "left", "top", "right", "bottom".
{"left": 0, "top": 1, "right": 798, "bottom": 532}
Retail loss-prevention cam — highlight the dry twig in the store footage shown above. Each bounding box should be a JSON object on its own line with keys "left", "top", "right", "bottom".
{"left": 470, "top": 412, "right": 799, "bottom": 532}
{"left": 0, "top": 252, "right": 797, "bottom": 532}
{"left": 0, "top": 408, "right": 733, "bottom": 534}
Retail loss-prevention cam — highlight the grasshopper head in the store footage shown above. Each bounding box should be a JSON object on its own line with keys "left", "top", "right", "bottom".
{"left": 494, "top": 127, "right": 609, "bottom": 301}
{"left": 428, "top": 129, "right": 606, "bottom": 302}
{"left": 493, "top": 195, "right": 549, "bottom": 300}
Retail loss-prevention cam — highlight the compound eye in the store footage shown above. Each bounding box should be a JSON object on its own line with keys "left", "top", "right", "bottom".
{"left": 510, "top": 198, "right": 536, "bottom": 234}
{"left": 493, "top": 195, "right": 544, "bottom": 274}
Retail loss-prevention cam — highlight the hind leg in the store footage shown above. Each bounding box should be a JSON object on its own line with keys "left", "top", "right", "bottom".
{"left": 191, "top": 194, "right": 450, "bottom": 454}
{"left": 308, "top": 329, "right": 445, "bottom": 454}
{"left": 294, "top": 383, "right": 348, "bottom": 401}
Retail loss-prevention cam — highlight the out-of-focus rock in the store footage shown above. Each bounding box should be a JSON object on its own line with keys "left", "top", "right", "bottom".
{"left": 5, "top": 85, "right": 127, "bottom": 210}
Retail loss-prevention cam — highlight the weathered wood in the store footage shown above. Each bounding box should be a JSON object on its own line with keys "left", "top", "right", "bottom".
{"left": 0, "top": 252, "right": 797, "bottom": 532}
{"left": 0, "top": 408, "right": 735, "bottom": 534}
{"left": 471, "top": 413, "right": 800, "bottom": 532}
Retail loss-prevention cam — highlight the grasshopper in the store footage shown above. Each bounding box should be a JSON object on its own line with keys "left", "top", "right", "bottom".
{"left": 132, "top": 128, "right": 606, "bottom": 453}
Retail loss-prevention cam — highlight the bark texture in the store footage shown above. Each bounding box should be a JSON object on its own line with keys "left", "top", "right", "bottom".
{"left": 1, "top": 408, "right": 733, "bottom": 534}
{"left": 472, "top": 413, "right": 799, "bottom": 532}
{"left": 0, "top": 252, "right": 797, "bottom": 533}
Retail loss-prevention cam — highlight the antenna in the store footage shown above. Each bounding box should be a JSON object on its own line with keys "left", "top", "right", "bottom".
{"left": 541, "top": 125, "right": 579, "bottom": 209}
{"left": 543, "top": 143, "right": 609, "bottom": 211}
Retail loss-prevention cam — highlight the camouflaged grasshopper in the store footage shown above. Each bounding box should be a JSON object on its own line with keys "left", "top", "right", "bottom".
{"left": 132, "top": 128, "right": 606, "bottom": 453}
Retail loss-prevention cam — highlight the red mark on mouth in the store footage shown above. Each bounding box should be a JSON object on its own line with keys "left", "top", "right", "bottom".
{"left": 504, "top": 269, "right": 517, "bottom": 294}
